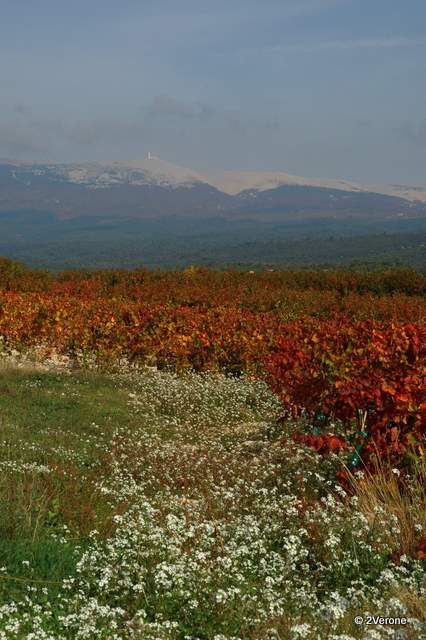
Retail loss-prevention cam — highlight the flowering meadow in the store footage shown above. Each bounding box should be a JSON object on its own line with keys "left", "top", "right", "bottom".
{"left": 0, "top": 259, "right": 425, "bottom": 638}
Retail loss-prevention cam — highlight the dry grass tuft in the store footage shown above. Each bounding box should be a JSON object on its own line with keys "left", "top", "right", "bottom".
{"left": 349, "top": 451, "right": 426, "bottom": 559}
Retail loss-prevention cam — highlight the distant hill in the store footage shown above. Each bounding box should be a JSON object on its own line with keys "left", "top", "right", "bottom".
{"left": 0, "top": 158, "right": 425, "bottom": 224}
{"left": 1, "top": 157, "right": 425, "bottom": 270}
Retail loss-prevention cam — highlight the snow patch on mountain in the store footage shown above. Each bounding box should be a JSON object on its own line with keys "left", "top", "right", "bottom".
{"left": 203, "top": 171, "right": 364, "bottom": 196}
{"left": 2, "top": 157, "right": 426, "bottom": 202}
{"left": 1, "top": 157, "right": 204, "bottom": 190}
{"left": 203, "top": 170, "right": 426, "bottom": 202}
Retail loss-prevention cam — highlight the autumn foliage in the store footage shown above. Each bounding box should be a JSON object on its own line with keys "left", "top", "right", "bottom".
{"left": 267, "top": 319, "right": 425, "bottom": 462}
{"left": 0, "top": 258, "right": 425, "bottom": 464}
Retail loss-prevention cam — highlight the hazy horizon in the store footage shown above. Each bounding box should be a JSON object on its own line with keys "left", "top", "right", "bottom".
{"left": 1, "top": 1, "right": 425, "bottom": 186}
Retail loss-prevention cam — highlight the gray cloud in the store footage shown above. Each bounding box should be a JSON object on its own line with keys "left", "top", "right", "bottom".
{"left": 0, "top": 95, "right": 283, "bottom": 167}
{"left": 395, "top": 119, "right": 426, "bottom": 147}
{"left": 13, "top": 102, "right": 32, "bottom": 116}
{"left": 0, "top": 123, "right": 48, "bottom": 158}
{"left": 236, "top": 35, "right": 426, "bottom": 59}
{"left": 0, "top": 94, "right": 424, "bottom": 186}
{"left": 354, "top": 119, "right": 373, "bottom": 129}
{"left": 144, "top": 95, "right": 202, "bottom": 119}
{"left": 141, "top": 95, "right": 279, "bottom": 135}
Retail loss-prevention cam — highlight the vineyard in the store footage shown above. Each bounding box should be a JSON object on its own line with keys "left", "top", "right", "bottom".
{"left": 0, "top": 259, "right": 425, "bottom": 465}
{"left": 0, "top": 258, "right": 425, "bottom": 638}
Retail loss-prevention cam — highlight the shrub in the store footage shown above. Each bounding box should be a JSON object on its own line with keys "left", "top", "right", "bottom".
{"left": 266, "top": 318, "right": 426, "bottom": 464}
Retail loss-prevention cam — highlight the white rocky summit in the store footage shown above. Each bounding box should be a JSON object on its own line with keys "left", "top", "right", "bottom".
{"left": 3, "top": 156, "right": 205, "bottom": 190}
{"left": 2, "top": 156, "right": 426, "bottom": 202}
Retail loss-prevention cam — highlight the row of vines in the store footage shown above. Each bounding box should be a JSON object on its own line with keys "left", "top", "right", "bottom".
{"left": 0, "top": 258, "right": 425, "bottom": 466}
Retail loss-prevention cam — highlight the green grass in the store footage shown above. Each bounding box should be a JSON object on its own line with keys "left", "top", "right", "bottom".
{"left": 0, "top": 364, "right": 134, "bottom": 442}
{"left": 0, "top": 364, "right": 140, "bottom": 607}
{"left": 0, "top": 362, "right": 424, "bottom": 639}
{"left": 0, "top": 538, "right": 79, "bottom": 604}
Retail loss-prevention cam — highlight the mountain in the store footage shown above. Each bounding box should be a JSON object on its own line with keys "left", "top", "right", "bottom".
{"left": 1, "top": 156, "right": 426, "bottom": 270}
{"left": 0, "top": 156, "right": 425, "bottom": 226}
{"left": 0, "top": 156, "right": 204, "bottom": 188}
{"left": 203, "top": 169, "right": 426, "bottom": 202}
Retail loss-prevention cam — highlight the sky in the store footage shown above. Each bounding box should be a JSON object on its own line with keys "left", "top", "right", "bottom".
{"left": 0, "top": 0, "right": 425, "bottom": 185}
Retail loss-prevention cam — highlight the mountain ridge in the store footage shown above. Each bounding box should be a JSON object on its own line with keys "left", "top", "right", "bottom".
{"left": 0, "top": 158, "right": 425, "bottom": 230}
{"left": 2, "top": 156, "right": 426, "bottom": 202}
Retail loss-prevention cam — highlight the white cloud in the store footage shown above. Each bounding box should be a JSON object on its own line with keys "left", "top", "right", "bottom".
{"left": 260, "top": 35, "right": 426, "bottom": 55}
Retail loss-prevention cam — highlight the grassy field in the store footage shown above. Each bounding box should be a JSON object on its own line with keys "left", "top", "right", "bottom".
{"left": 0, "top": 358, "right": 424, "bottom": 639}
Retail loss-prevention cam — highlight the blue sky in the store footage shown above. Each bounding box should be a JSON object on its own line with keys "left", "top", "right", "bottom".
{"left": 0, "top": 0, "right": 425, "bottom": 184}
